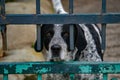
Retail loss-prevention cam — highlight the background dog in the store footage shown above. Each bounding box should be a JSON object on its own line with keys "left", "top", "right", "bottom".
{"left": 34, "top": 0, "right": 103, "bottom": 79}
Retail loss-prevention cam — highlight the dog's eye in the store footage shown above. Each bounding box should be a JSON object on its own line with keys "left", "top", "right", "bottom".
{"left": 46, "top": 32, "right": 53, "bottom": 37}
{"left": 62, "top": 32, "right": 69, "bottom": 37}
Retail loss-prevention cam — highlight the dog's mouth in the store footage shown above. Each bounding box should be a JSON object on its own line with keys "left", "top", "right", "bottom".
{"left": 50, "top": 57, "right": 64, "bottom": 62}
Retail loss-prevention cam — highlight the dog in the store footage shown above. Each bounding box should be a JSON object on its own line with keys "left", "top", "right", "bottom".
{"left": 34, "top": 24, "right": 103, "bottom": 80}
{"left": 34, "top": 0, "right": 103, "bottom": 79}
{"left": 35, "top": 24, "right": 103, "bottom": 61}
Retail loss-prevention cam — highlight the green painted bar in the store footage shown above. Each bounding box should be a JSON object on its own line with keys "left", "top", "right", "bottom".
{"left": 37, "top": 74, "right": 42, "bottom": 80}
{"left": 3, "top": 74, "right": 8, "bottom": 80}
{"left": 111, "top": 78, "right": 118, "bottom": 80}
{"left": 70, "top": 74, "right": 75, "bottom": 80}
{"left": 103, "top": 73, "right": 108, "bottom": 80}
{"left": 0, "top": 62, "right": 120, "bottom": 74}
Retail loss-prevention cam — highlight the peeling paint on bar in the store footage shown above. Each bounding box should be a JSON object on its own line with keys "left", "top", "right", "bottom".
{"left": 0, "top": 62, "right": 120, "bottom": 74}
{"left": 36, "top": 68, "right": 51, "bottom": 73}
{"left": 16, "top": 64, "right": 33, "bottom": 73}
{"left": 99, "top": 64, "right": 114, "bottom": 73}
{"left": 79, "top": 65, "right": 92, "bottom": 73}
{"left": 4, "top": 68, "right": 8, "bottom": 74}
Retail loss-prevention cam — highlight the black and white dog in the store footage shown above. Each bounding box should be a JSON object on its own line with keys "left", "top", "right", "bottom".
{"left": 34, "top": 0, "right": 103, "bottom": 80}
{"left": 35, "top": 24, "right": 103, "bottom": 61}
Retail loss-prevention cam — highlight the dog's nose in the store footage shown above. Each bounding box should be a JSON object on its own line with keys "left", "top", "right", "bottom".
{"left": 51, "top": 44, "right": 61, "bottom": 57}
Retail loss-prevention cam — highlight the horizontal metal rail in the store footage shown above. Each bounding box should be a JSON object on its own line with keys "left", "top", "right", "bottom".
{"left": 0, "top": 13, "right": 120, "bottom": 24}
{"left": 0, "top": 62, "right": 120, "bottom": 74}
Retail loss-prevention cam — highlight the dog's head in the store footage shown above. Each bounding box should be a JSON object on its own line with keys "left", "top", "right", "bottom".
{"left": 34, "top": 24, "right": 87, "bottom": 61}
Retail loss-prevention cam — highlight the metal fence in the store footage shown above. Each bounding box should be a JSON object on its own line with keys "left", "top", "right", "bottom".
{"left": 0, "top": 0, "right": 120, "bottom": 80}
{"left": 0, "top": 62, "right": 120, "bottom": 80}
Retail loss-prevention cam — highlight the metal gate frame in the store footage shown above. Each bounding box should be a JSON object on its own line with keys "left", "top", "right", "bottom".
{"left": 0, "top": 0, "right": 120, "bottom": 80}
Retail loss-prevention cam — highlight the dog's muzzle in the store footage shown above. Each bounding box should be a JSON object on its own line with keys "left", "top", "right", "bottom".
{"left": 51, "top": 44, "right": 61, "bottom": 58}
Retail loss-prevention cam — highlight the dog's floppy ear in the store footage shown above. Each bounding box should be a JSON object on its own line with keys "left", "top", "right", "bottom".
{"left": 34, "top": 25, "right": 43, "bottom": 52}
{"left": 74, "top": 24, "right": 87, "bottom": 58}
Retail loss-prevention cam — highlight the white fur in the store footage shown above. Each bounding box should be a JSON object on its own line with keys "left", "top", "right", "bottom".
{"left": 47, "top": 24, "right": 68, "bottom": 61}
{"left": 92, "top": 24, "right": 102, "bottom": 44}
{"left": 52, "top": 0, "right": 67, "bottom": 14}
{"left": 79, "top": 24, "right": 102, "bottom": 62}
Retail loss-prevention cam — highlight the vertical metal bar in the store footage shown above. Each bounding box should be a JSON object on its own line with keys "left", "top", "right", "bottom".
{"left": 69, "top": 0, "right": 73, "bottom": 14}
{"left": 1, "top": 0, "right": 5, "bottom": 15}
{"left": 36, "top": 0, "right": 40, "bottom": 14}
{"left": 0, "top": 0, "right": 7, "bottom": 56}
{"left": 69, "top": 25, "right": 74, "bottom": 51}
{"left": 1, "top": 25, "right": 7, "bottom": 52}
{"left": 36, "top": 0, "right": 42, "bottom": 51}
{"left": 101, "top": 24, "right": 106, "bottom": 52}
{"left": 37, "top": 74, "right": 42, "bottom": 80}
{"left": 69, "top": 0, "right": 74, "bottom": 50}
{"left": 3, "top": 74, "right": 8, "bottom": 80}
{"left": 102, "top": 0, "right": 106, "bottom": 13}
{"left": 36, "top": 24, "right": 42, "bottom": 51}
{"left": 103, "top": 73, "right": 108, "bottom": 80}
{"left": 70, "top": 74, "right": 75, "bottom": 80}
{"left": 101, "top": 0, "right": 107, "bottom": 53}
